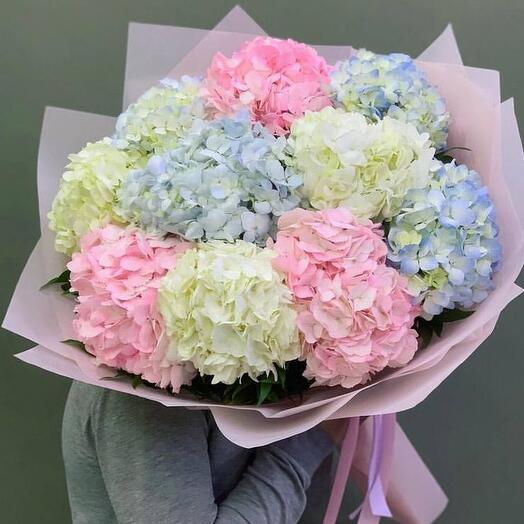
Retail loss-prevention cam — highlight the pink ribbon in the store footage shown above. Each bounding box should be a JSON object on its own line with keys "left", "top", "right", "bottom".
{"left": 323, "top": 414, "right": 397, "bottom": 524}
{"left": 322, "top": 417, "right": 360, "bottom": 524}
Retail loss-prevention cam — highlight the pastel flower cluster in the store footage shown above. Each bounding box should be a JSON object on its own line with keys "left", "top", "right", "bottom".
{"left": 203, "top": 36, "right": 332, "bottom": 136}
{"left": 117, "top": 112, "right": 302, "bottom": 244}
{"left": 157, "top": 240, "right": 300, "bottom": 384}
{"left": 113, "top": 76, "right": 205, "bottom": 155}
{"left": 68, "top": 225, "right": 195, "bottom": 391}
{"left": 288, "top": 107, "right": 434, "bottom": 220}
{"left": 271, "top": 207, "right": 387, "bottom": 297}
{"left": 387, "top": 160, "right": 502, "bottom": 316}
{"left": 330, "top": 50, "right": 450, "bottom": 150}
{"left": 273, "top": 208, "right": 419, "bottom": 387}
{"left": 48, "top": 141, "right": 136, "bottom": 255}
{"left": 47, "top": 35, "right": 502, "bottom": 397}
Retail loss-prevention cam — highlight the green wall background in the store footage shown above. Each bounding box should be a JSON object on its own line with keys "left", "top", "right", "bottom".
{"left": 1, "top": 1, "right": 523, "bottom": 522}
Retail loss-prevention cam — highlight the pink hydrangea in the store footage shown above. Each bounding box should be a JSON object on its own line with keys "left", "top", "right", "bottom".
{"left": 202, "top": 36, "right": 333, "bottom": 135}
{"left": 68, "top": 225, "right": 195, "bottom": 392}
{"left": 272, "top": 208, "right": 387, "bottom": 299}
{"left": 272, "top": 208, "right": 419, "bottom": 388}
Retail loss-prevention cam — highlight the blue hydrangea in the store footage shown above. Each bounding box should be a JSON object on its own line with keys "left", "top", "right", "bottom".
{"left": 117, "top": 112, "right": 303, "bottom": 244}
{"left": 387, "top": 160, "right": 502, "bottom": 317}
{"left": 330, "top": 49, "right": 450, "bottom": 151}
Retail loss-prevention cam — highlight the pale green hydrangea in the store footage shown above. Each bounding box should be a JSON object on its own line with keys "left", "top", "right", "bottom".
{"left": 48, "top": 140, "right": 136, "bottom": 255}
{"left": 288, "top": 107, "right": 434, "bottom": 220}
{"left": 157, "top": 240, "right": 300, "bottom": 384}
{"left": 113, "top": 76, "right": 205, "bottom": 156}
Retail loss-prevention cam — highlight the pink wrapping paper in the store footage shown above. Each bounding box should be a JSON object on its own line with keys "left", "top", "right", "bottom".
{"left": 3, "top": 7, "right": 524, "bottom": 523}
{"left": 352, "top": 418, "right": 448, "bottom": 524}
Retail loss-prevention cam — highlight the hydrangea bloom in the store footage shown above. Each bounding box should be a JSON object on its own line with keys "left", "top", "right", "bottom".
{"left": 330, "top": 50, "right": 450, "bottom": 150}
{"left": 48, "top": 140, "right": 137, "bottom": 255}
{"left": 387, "top": 160, "right": 502, "bottom": 317}
{"left": 202, "top": 36, "right": 332, "bottom": 136}
{"left": 271, "top": 207, "right": 387, "bottom": 299}
{"left": 273, "top": 208, "right": 419, "bottom": 388}
{"left": 118, "top": 113, "right": 302, "bottom": 244}
{"left": 113, "top": 76, "right": 205, "bottom": 155}
{"left": 68, "top": 225, "right": 195, "bottom": 391}
{"left": 157, "top": 240, "right": 300, "bottom": 385}
{"left": 288, "top": 107, "right": 434, "bottom": 220}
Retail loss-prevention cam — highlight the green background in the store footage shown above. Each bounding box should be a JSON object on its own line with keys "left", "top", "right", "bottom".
{"left": 1, "top": 1, "right": 523, "bottom": 522}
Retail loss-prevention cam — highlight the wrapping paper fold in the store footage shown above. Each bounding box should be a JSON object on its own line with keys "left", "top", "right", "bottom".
{"left": 3, "top": 6, "right": 524, "bottom": 523}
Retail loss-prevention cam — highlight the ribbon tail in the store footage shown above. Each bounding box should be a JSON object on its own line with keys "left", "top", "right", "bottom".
{"left": 322, "top": 417, "right": 360, "bottom": 524}
{"left": 351, "top": 413, "right": 396, "bottom": 523}
{"left": 369, "top": 413, "right": 396, "bottom": 518}
{"left": 382, "top": 423, "right": 448, "bottom": 524}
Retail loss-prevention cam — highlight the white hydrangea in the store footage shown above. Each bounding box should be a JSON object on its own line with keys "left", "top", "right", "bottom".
{"left": 288, "top": 107, "right": 435, "bottom": 220}
{"left": 157, "top": 241, "right": 300, "bottom": 384}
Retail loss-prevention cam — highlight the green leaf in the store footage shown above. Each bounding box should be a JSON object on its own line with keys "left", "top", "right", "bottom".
{"left": 132, "top": 375, "right": 143, "bottom": 389}
{"left": 433, "top": 320, "right": 444, "bottom": 337}
{"left": 257, "top": 382, "right": 273, "bottom": 405}
{"left": 435, "top": 153, "right": 454, "bottom": 164}
{"left": 414, "top": 318, "right": 434, "bottom": 349}
{"left": 440, "top": 146, "right": 472, "bottom": 154}
{"left": 40, "top": 270, "right": 71, "bottom": 290}
{"left": 60, "top": 280, "right": 77, "bottom": 296}
{"left": 414, "top": 308, "right": 474, "bottom": 349}
{"left": 435, "top": 146, "right": 472, "bottom": 164}
{"left": 61, "top": 339, "right": 86, "bottom": 352}
{"left": 230, "top": 382, "right": 251, "bottom": 403}
{"left": 181, "top": 360, "right": 311, "bottom": 406}
{"left": 381, "top": 219, "right": 391, "bottom": 237}
{"left": 41, "top": 269, "right": 78, "bottom": 299}
{"left": 266, "top": 390, "right": 281, "bottom": 403}
{"left": 277, "top": 366, "right": 286, "bottom": 390}
{"left": 437, "top": 308, "right": 474, "bottom": 323}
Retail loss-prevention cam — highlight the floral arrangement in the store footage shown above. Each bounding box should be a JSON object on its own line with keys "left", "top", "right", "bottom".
{"left": 45, "top": 36, "right": 502, "bottom": 404}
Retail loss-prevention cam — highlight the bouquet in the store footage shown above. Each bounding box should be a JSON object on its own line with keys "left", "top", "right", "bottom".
{"left": 5, "top": 7, "right": 523, "bottom": 523}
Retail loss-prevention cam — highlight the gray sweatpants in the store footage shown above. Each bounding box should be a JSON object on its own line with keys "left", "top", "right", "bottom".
{"left": 62, "top": 381, "right": 335, "bottom": 524}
